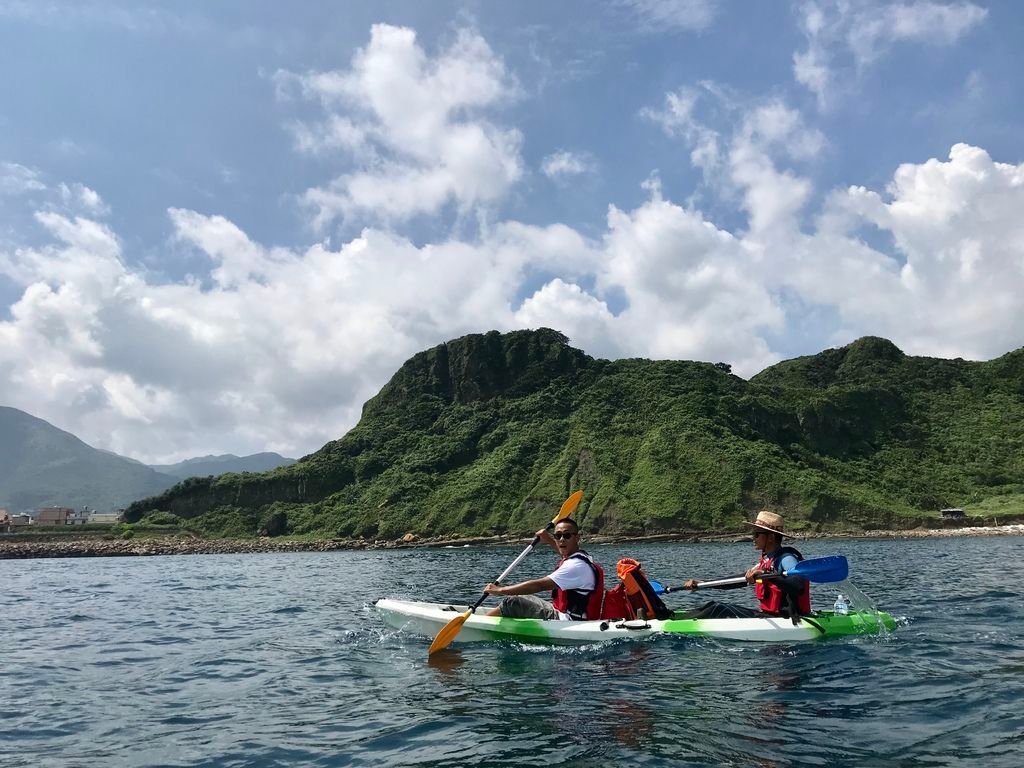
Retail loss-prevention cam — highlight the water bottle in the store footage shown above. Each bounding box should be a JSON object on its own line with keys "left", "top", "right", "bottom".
{"left": 833, "top": 593, "right": 849, "bottom": 615}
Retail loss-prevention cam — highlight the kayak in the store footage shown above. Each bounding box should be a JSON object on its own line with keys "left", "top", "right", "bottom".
{"left": 374, "top": 598, "right": 897, "bottom": 645}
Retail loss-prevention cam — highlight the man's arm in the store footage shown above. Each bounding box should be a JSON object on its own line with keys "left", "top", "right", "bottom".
{"left": 484, "top": 576, "right": 558, "bottom": 596}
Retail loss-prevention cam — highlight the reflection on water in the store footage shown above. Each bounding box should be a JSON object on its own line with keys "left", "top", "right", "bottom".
{"left": 3, "top": 537, "right": 1024, "bottom": 767}
{"left": 426, "top": 648, "right": 466, "bottom": 675}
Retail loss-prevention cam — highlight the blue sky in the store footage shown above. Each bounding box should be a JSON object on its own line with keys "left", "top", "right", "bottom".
{"left": 1, "top": 0, "right": 1023, "bottom": 462}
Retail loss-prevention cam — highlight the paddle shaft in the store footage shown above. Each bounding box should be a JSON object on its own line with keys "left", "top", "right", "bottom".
{"left": 659, "top": 575, "right": 751, "bottom": 593}
{"left": 468, "top": 532, "right": 544, "bottom": 612}
{"left": 658, "top": 555, "right": 849, "bottom": 593}
{"left": 694, "top": 575, "right": 750, "bottom": 589}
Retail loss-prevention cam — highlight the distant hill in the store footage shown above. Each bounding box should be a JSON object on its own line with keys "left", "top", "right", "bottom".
{"left": 0, "top": 407, "right": 178, "bottom": 512}
{"left": 0, "top": 408, "right": 295, "bottom": 513}
{"left": 126, "top": 328, "right": 1024, "bottom": 539}
{"left": 150, "top": 453, "right": 296, "bottom": 479}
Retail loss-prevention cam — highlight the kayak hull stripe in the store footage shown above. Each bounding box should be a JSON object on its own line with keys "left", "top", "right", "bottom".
{"left": 375, "top": 599, "right": 897, "bottom": 645}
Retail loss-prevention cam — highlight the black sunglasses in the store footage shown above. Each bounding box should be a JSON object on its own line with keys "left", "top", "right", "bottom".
{"left": 553, "top": 531, "right": 577, "bottom": 540}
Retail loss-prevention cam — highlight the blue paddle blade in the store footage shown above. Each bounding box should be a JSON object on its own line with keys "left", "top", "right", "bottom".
{"left": 649, "top": 579, "right": 665, "bottom": 595}
{"left": 787, "top": 555, "right": 848, "bottom": 583}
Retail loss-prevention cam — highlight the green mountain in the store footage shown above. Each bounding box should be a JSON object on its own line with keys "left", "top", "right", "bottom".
{"left": 149, "top": 453, "right": 296, "bottom": 479}
{"left": 125, "top": 329, "right": 1024, "bottom": 538}
{"left": 0, "top": 407, "right": 178, "bottom": 512}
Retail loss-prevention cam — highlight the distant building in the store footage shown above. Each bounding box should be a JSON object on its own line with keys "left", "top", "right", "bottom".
{"left": 0, "top": 511, "right": 31, "bottom": 532}
{"left": 33, "top": 507, "right": 74, "bottom": 526}
{"left": 67, "top": 509, "right": 91, "bottom": 525}
{"left": 940, "top": 508, "right": 966, "bottom": 520}
{"left": 89, "top": 512, "right": 122, "bottom": 525}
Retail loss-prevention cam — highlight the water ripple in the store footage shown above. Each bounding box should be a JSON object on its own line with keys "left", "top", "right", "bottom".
{"left": 2, "top": 538, "right": 1024, "bottom": 766}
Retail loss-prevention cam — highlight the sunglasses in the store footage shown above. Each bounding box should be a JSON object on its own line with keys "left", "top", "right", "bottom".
{"left": 553, "top": 531, "right": 577, "bottom": 540}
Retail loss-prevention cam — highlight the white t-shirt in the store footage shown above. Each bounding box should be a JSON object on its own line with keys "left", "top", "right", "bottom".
{"left": 548, "top": 556, "right": 596, "bottom": 592}
{"left": 547, "top": 555, "right": 597, "bottom": 620}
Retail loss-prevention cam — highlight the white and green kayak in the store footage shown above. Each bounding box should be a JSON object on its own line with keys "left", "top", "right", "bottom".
{"left": 374, "top": 598, "right": 897, "bottom": 646}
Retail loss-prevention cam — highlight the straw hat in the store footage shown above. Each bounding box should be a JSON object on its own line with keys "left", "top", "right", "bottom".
{"left": 746, "top": 510, "right": 787, "bottom": 537}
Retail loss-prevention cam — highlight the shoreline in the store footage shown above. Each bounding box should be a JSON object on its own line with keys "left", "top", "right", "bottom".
{"left": 2, "top": 523, "right": 1023, "bottom": 560}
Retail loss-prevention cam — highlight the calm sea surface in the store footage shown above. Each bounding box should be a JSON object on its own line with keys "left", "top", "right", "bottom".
{"left": 3, "top": 536, "right": 1023, "bottom": 767}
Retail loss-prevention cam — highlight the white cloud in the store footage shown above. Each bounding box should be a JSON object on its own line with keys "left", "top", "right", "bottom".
{"left": 0, "top": 177, "right": 785, "bottom": 461}
{"left": 279, "top": 24, "right": 523, "bottom": 227}
{"left": 0, "top": 0, "right": 210, "bottom": 35}
{"left": 58, "top": 182, "right": 109, "bottom": 216}
{"left": 646, "top": 86, "right": 825, "bottom": 236}
{"left": 0, "top": 166, "right": 113, "bottom": 224}
{"left": 648, "top": 77, "right": 1023, "bottom": 360}
{"left": 729, "top": 103, "right": 825, "bottom": 239}
{"left": 598, "top": 195, "right": 784, "bottom": 369}
{"left": 2, "top": 14, "right": 1022, "bottom": 465}
{"left": 793, "top": 0, "right": 988, "bottom": 107}
{"left": 541, "top": 150, "right": 595, "bottom": 180}
{"left": 622, "top": 0, "right": 719, "bottom": 33}
{"left": 1, "top": 162, "right": 46, "bottom": 195}
{"left": 514, "top": 278, "right": 615, "bottom": 356}
{"left": 3, "top": 138, "right": 1023, "bottom": 460}
{"left": 847, "top": 1, "right": 989, "bottom": 62}
{"left": 643, "top": 84, "right": 725, "bottom": 178}
{"left": 814, "top": 144, "right": 1024, "bottom": 358}
{"left": 0, "top": 202, "right": 595, "bottom": 461}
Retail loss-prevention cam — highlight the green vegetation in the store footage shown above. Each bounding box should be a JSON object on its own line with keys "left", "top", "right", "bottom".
{"left": 125, "top": 329, "right": 1024, "bottom": 539}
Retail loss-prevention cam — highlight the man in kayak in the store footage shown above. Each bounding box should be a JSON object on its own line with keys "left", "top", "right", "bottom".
{"left": 483, "top": 518, "right": 604, "bottom": 620}
{"left": 679, "top": 510, "right": 811, "bottom": 620}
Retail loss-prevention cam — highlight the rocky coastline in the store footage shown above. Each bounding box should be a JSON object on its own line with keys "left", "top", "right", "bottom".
{"left": 2, "top": 523, "right": 1023, "bottom": 560}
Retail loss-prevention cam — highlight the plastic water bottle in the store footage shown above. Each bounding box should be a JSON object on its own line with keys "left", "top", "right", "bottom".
{"left": 833, "top": 593, "right": 849, "bottom": 615}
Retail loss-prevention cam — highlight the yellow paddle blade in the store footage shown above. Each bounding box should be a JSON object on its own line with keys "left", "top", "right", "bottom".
{"left": 554, "top": 490, "right": 583, "bottom": 524}
{"left": 428, "top": 609, "right": 471, "bottom": 655}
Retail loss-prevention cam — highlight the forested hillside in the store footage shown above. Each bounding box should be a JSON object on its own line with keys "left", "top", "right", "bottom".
{"left": 126, "top": 329, "right": 1024, "bottom": 538}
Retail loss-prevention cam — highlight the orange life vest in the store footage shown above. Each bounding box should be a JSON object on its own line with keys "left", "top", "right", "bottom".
{"left": 595, "top": 558, "right": 673, "bottom": 620}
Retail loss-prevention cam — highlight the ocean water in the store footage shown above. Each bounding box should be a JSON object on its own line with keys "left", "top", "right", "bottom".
{"left": 3, "top": 536, "right": 1023, "bottom": 767}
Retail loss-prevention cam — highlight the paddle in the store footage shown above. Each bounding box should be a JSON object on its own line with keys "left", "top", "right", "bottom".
{"left": 650, "top": 555, "right": 849, "bottom": 594}
{"left": 427, "top": 490, "right": 584, "bottom": 656}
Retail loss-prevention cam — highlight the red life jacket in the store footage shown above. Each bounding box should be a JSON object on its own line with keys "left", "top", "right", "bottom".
{"left": 550, "top": 550, "right": 605, "bottom": 620}
{"left": 754, "top": 546, "right": 812, "bottom": 616}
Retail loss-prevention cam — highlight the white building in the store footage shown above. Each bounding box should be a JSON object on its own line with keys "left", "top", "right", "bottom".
{"left": 67, "top": 509, "right": 91, "bottom": 525}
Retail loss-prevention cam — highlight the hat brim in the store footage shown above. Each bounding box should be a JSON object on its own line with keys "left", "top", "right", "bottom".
{"left": 745, "top": 522, "right": 788, "bottom": 537}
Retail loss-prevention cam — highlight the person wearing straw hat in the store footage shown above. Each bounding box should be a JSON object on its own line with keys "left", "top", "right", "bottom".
{"left": 678, "top": 510, "right": 811, "bottom": 620}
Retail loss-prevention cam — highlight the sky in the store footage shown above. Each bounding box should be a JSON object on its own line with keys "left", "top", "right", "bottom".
{"left": 1, "top": 0, "right": 1023, "bottom": 464}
